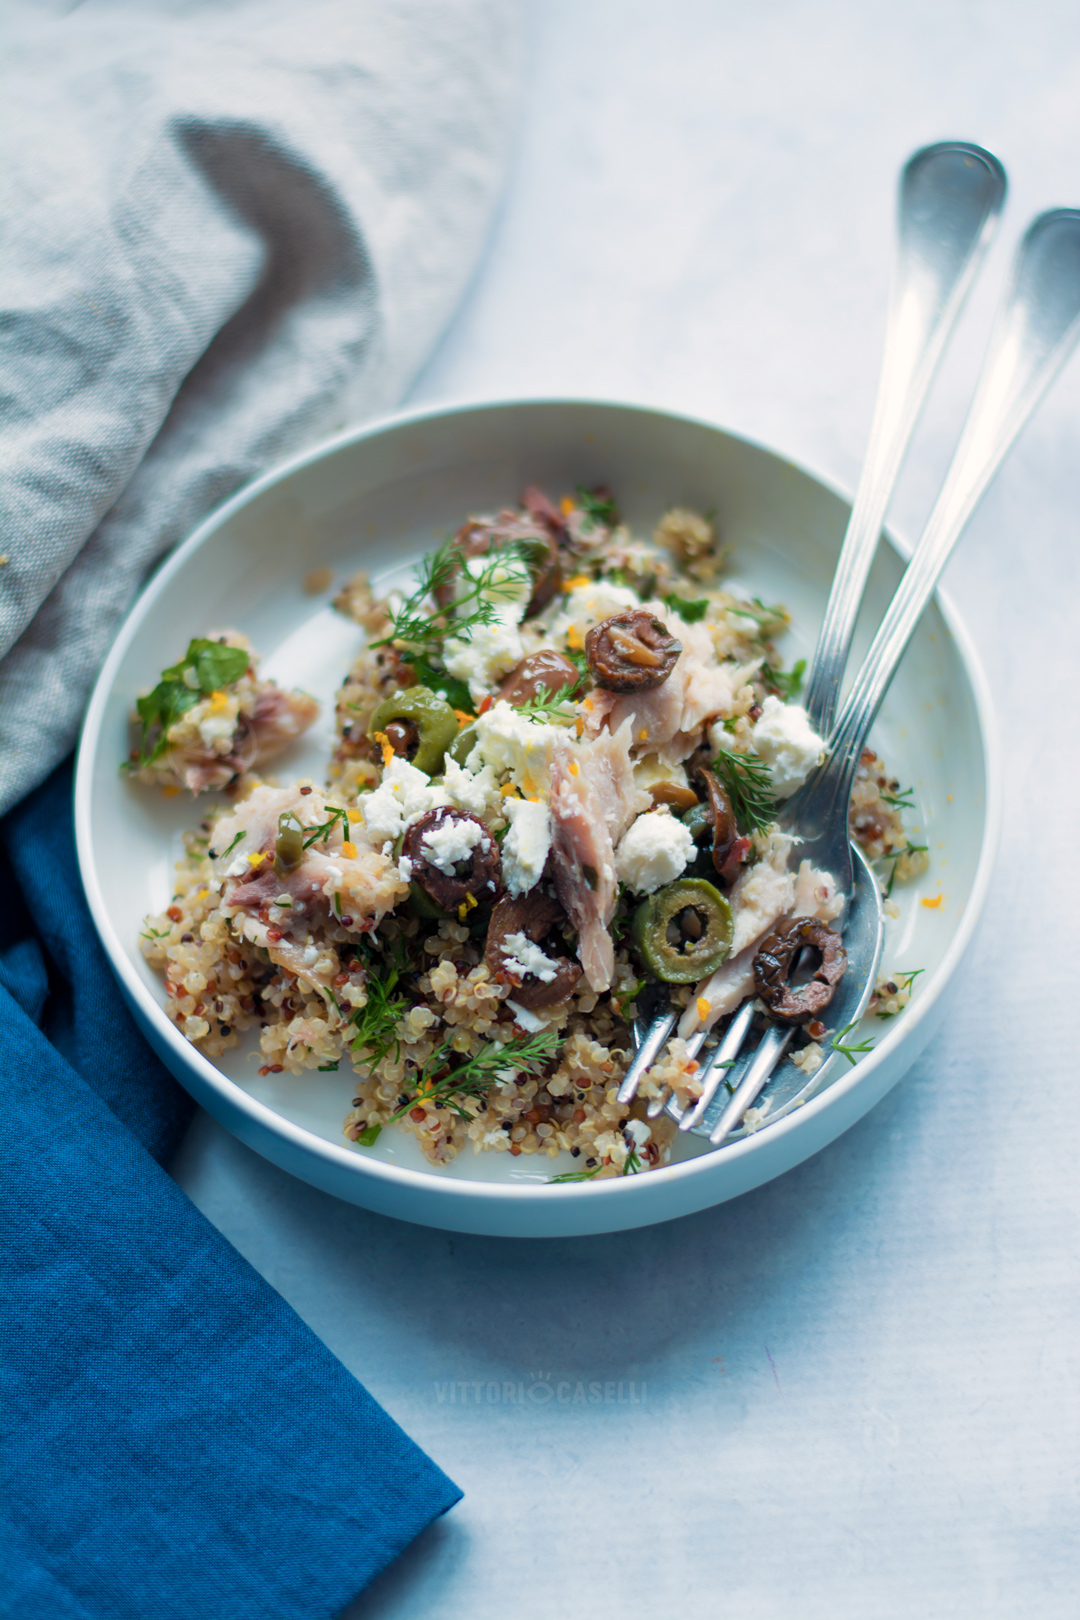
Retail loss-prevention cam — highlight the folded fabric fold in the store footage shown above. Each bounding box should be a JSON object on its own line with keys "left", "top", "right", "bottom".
{"left": 1, "top": 763, "right": 462, "bottom": 1620}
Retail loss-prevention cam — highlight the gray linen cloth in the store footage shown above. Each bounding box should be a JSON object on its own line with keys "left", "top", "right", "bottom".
{"left": 0, "top": 0, "right": 521, "bottom": 814}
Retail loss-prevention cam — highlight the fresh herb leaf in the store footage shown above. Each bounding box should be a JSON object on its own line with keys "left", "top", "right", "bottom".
{"left": 576, "top": 486, "right": 618, "bottom": 529}
{"left": 761, "top": 658, "right": 806, "bottom": 701}
{"left": 139, "top": 921, "right": 170, "bottom": 941}
{"left": 406, "top": 650, "right": 474, "bottom": 714}
{"left": 711, "top": 747, "right": 777, "bottom": 834}
{"left": 728, "top": 596, "right": 790, "bottom": 636}
{"left": 549, "top": 1162, "right": 603, "bottom": 1184}
{"left": 662, "top": 592, "right": 710, "bottom": 623}
{"left": 357, "top": 1122, "right": 383, "bottom": 1146}
{"left": 318, "top": 1062, "right": 340, "bottom": 1072}
{"left": 874, "top": 967, "right": 925, "bottom": 1019}
{"left": 390, "top": 1031, "right": 560, "bottom": 1124}
{"left": 614, "top": 977, "right": 647, "bottom": 1019}
{"left": 881, "top": 785, "right": 916, "bottom": 811}
{"left": 302, "top": 805, "right": 352, "bottom": 851}
{"left": 622, "top": 1141, "right": 644, "bottom": 1175}
{"left": 831, "top": 1019, "right": 876, "bottom": 1066}
{"left": 131, "top": 639, "right": 250, "bottom": 768}
{"left": 349, "top": 942, "right": 411, "bottom": 1070}
{"left": 882, "top": 840, "right": 929, "bottom": 898}
{"left": 372, "top": 536, "right": 532, "bottom": 654}
{"left": 514, "top": 679, "right": 584, "bottom": 722}
{"left": 218, "top": 829, "right": 246, "bottom": 861}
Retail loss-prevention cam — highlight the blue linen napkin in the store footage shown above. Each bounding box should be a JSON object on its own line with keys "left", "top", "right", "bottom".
{"left": 1, "top": 762, "right": 462, "bottom": 1620}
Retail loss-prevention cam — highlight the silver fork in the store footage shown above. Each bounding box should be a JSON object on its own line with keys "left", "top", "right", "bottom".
{"left": 620, "top": 138, "right": 1007, "bottom": 1117}
{"left": 677, "top": 204, "right": 1080, "bottom": 1146}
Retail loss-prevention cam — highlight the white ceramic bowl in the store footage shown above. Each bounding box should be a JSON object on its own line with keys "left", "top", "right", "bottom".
{"left": 75, "top": 398, "right": 1000, "bottom": 1237}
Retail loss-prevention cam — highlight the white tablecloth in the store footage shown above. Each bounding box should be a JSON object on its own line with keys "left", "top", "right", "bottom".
{"left": 173, "top": 3, "right": 1080, "bottom": 1614}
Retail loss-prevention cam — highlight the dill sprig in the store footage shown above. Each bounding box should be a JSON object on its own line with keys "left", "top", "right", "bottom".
{"left": 881, "top": 839, "right": 929, "bottom": 898}
{"left": 874, "top": 967, "right": 925, "bottom": 1019}
{"left": 880, "top": 784, "right": 916, "bottom": 811}
{"left": 349, "top": 939, "right": 412, "bottom": 1070}
{"left": 549, "top": 1162, "right": 603, "bottom": 1184}
{"left": 371, "top": 535, "right": 532, "bottom": 653}
{"left": 513, "top": 678, "right": 585, "bottom": 722}
{"left": 711, "top": 747, "right": 777, "bottom": 834}
{"left": 390, "top": 1030, "right": 560, "bottom": 1124}
{"left": 302, "top": 805, "right": 352, "bottom": 850}
{"left": 831, "top": 1019, "right": 876, "bottom": 1067}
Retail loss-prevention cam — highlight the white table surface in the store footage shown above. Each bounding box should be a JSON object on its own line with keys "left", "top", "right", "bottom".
{"left": 170, "top": 3, "right": 1080, "bottom": 1614}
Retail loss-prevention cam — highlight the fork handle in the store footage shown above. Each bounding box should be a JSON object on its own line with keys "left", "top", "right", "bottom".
{"left": 804, "top": 142, "right": 1006, "bottom": 737}
{"left": 811, "top": 210, "right": 1080, "bottom": 846}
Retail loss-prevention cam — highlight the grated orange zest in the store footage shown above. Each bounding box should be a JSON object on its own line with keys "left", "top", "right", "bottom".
{"left": 373, "top": 730, "right": 394, "bottom": 768}
{"left": 921, "top": 894, "right": 944, "bottom": 909}
{"left": 696, "top": 997, "right": 710, "bottom": 1021}
{"left": 341, "top": 840, "right": 358, "bottom": 860}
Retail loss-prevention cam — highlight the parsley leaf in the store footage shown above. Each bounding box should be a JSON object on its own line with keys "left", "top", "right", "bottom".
{"left": 662, "top": 592, "right": 710, "bottom": 623}
{"left": 131, "top": 638, "right": 250, "bottom": 768}
{"left": 406, "top": 651, "right": 474, "bottom": 714}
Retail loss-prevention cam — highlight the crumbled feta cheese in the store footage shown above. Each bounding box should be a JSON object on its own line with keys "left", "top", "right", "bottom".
{"left": 502, "top": 797, "right": 551, "bottom": 896}
{"left": 196, "top": 712, "right": 237, "bottom": 750}
{"left": 750, "top": 696, "right": 824, "bottom": 798}
{"left": 506, "top": 1001, "right": 548, "bottom": 1033}
{"left": 470, "top": 701, "right": 560, "bottom": 793}
{"left": 624, "top": 1118, "right": 652, "bottom": 1150}
{"left": 356, "top": 755, "right": 448, "bottom": 844}
{"left": 549, "top": 579, "right": 641, "bottom": 644}
{"left": 421, "top": 815, "right": 489, "bottom": 874}
{"left": 442, "top": 558, "right": 531, "bottom": 702}
{"left": 397, "top": 855, "right": 414, "bottom": 882}
{"left": 226, "top": 854, "right": 249, "bottom": 878}
{"left": 441, "top": 756, "right": 502, "bottom": 820}
{"left": 501, "top": 930, "right": 559, "bottom": 982}
{"left": 615, "top": 809, "right": 696, "bottom": 894}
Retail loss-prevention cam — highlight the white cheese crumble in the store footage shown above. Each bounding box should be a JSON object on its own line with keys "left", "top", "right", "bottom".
{"left": 420, "top": 815, "right": 488, "bottom": 875}
{"left": 749, "top": 696, "right": 824, "bottom": 798}
{"left": 624, "top": 1118, "right": 652, "bottom": 1150}
{"left": 441, "top": 756, "right": 502, "bottom": 820}
{"left": 615, "top": 809, "right": 696, "bottom": 894}
{"left": 356, "top": 755, "right": 448, "bottom": 845}
{"left": 196, "top": 712, "right": 237, "bottom": 750}
{"left": 501, "top": 930, "right": 559, "bottom": 982}
{"left": 549, "top": 579, "right": 641, "bottom": 644}
{"left": 502, "top": 796, "right": 551, "bottom": 896}
{"left": 469, "top": 701, "right": 560, "bottom": 793}
{"left": 506, "top": 1001, "right": 548, "bottom": 1033}
{"left": 442, "top": 558, "right": 531, "bottom": 702}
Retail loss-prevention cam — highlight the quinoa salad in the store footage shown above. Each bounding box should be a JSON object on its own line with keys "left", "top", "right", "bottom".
{"left": 135, "top": 486, "right": 928, "bottom": 1180}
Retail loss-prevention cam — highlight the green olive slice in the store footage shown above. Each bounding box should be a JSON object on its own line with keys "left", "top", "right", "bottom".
{"left": 274, "top": 811, "right": 305, "bottom": 876}
{"left": 369, "top": 686, "right": 459, "bottom": 776}
{"left": 447, "top": 722, "right": 478, "bottom": 768}
{"left": 631, "top": 878, "right": 733, "bottom": 984}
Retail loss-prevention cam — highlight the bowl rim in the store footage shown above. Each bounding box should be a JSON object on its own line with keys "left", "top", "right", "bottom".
{"left": 74, "top": 392, "right": 1002, "bottom": 1209}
